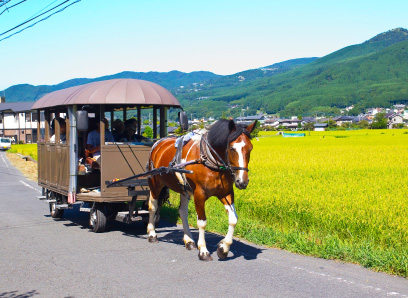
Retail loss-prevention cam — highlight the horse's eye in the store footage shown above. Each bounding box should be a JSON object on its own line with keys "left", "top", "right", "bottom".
{"left": 230, "top": 147, "right": 236, "bottom": 152}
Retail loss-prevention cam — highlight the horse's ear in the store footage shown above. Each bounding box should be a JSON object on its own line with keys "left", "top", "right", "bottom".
{"left": 246, "top": 120, "right": 257, "bottom": 134}
{"left": 228, "top": 119, "right": 236, "bottom": 132}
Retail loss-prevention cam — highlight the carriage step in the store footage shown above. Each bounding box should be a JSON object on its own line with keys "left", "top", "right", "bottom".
{"left": 115, "top": 211, "right": 143, "bottom": 223}
{"left": 37, "top": 195, "right": 46, "bottom": 200}
{"left": 80, "top": 207, "right": 91, "bottom": 212}
{"left": 45, "top": 199, "right": 57, "bottom": 203}
{"left": 56, "top": 204, "right": 69, "bottom": 209}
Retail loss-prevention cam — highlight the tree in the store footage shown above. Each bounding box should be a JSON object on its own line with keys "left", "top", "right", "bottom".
{"left": 371, "top": 113, "right": 388, "bottom": 129}
{"left": 327, "top": 119, "right": 337, "bottom": 129}
{"left": 358, "top": 120, "right": 369, "bottom": 129}
{"left": 303, "top": 122, "right": 314, "bottom": 131}
{"left": 143, "top": 126, "right": 153, "bottom": 138}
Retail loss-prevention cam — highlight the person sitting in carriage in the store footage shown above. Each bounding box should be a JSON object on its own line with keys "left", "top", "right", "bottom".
{"left": 50, "top": 117, "right": 66, "bottom": 143}
{"left": 119, "top": 118, "right": 149, "bottom": 143}
{"left": 86, "top": 118, "right": 114, "bottom": 167}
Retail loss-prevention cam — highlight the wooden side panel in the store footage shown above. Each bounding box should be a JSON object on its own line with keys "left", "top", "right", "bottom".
{"left": 47, "top": 144, "right": 58, "bottom": 188}
{"left": 57, "top": 144, "right": 69, "bottom": 191}
{"left": 100, "top": 145, "right": 152, "bottom": 199}
{"left": 38, "top": 143, "right": 46, "bottom": 184}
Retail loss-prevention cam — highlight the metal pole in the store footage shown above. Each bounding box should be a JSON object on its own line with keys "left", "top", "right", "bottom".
{"left": 68, "top": 105, "right": 78, "bottom": 204}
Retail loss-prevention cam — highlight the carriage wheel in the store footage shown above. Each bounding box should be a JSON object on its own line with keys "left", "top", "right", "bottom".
{"left": 90, "top": 203, "right": 107, "bottom": 233}
{"left": 49, "top": 202, "right": 64, "bottom": 218}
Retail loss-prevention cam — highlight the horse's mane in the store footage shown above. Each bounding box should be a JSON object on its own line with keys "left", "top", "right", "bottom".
{"left": 207, "top": 119, "right": 252, "bottom": 149}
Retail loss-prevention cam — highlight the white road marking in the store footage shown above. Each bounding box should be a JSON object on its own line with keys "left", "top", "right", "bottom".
{"left": 1, "top": 154, "right": 9, "bottom": 168}
{"left": 19, "top": 180, "right": 41, "bottom": 193}
{"left": 293, "top": 266, "right": 408, "bottom": 298}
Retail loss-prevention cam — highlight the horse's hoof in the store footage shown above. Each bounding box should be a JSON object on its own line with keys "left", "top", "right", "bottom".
{"left": 148, "top": 235, "right": 158, "bottom": 243}
{"left": 217, "top": 244, "right": 229, "bottom": 260}
{"left": 198, "top": 251, "right": 213, "bottom": 261}
{"left": 185, "top": 242, "right": 197, "bottom": 250}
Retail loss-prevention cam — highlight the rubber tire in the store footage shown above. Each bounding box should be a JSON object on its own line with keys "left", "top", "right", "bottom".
{"left": 50, "top": 202, "right": 64, "bottom": 218}
{"left": 90, "top": 204, "right": 107, "bottom": 233}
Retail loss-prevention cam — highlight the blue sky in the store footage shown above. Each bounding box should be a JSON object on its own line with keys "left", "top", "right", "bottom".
{"left": 0, "top": 0, "right": 407, "bottom": 90}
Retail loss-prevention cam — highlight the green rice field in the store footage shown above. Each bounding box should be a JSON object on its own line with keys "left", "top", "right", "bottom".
{"left": 163, "top": 129, "right": 408, "bottom": 277}
{"left": 8, "top": 144, "right": 38, "bottom": 160}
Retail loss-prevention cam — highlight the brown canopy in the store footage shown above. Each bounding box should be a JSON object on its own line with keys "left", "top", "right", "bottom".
{"left": 32, "top": 79, "right": 181, "bottom": 110}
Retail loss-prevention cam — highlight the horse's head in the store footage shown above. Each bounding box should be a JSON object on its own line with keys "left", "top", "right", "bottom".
{"left": 228, "top": 120, "right": 256, "bottom": 189}
{"left": 207, "top": 119, "right": 257, "bottom": 189}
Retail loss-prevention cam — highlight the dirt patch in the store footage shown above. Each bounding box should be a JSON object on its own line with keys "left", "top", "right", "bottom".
{"left": 6, "top": 152, "right": 38, "bottom": 181}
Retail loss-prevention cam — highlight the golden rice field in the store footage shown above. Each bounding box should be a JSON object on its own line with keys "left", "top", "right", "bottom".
{"left": 164, "top": 129, "right": 408, "bottom": 277}
{"left": 8, "top": 131, "right": 408, "bottom": 276}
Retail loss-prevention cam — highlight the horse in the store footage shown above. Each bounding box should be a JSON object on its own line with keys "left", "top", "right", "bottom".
{"left": 146, "top": 119, "right": 257, "bottom": 261}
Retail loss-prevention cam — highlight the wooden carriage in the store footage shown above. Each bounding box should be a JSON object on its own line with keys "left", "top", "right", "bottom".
{"left": 33, "top": 79, "right": 182, "bottom": 232}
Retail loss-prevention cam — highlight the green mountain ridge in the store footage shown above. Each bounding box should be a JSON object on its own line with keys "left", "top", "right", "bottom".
{"left": 177, "top": 27, "right": 408, "bottom": 118}
{"left": 1, "top": 71, "right": 221, "bottom": 102}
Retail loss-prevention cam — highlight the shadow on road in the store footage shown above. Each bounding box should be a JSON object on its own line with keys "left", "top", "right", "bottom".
{"left": 122, "top": 222, "right": 264, "bottom": 261}
{"left": 0, "top": 290, "right": 39, "bottom": 298}
{"left": 44, "top": 204, "right": 264, "bottom": 261}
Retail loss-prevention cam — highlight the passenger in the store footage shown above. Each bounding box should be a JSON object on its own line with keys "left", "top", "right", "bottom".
{"left": 119, "top": 118, "right": 149, "bottom": 142}
{"left": 112, "top": 119, "right": 125, "bottom": 142}
{"left": 50, "top": 117, "right": 66, "bottom": 143}
{"left": 86, "top": 118, "right": 114, "bottom": 165}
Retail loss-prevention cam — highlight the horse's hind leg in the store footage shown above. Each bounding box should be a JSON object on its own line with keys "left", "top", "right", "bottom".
{"left": 147, "top": 190, "right": 159, "bottom": 243}
{"left": 217, "top": 193, "right": 238, "bottom": 260}
{"left": 179, "top": 193, "right": 196, "bottom": 250}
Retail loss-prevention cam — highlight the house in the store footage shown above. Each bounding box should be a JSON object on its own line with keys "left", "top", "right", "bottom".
{"left": 385, "top": 113, "right": 404, "bottom": 129}
{"left": 334, "top": 116, "right": 354, "bottom": 126}
{"left": 402, "top": 110, "right": 408, "bottom": 120}
{"left": 278, "top": 118, "right": 302, "bottom": 129}
{"left": 236, "top": 115, "right": 265, "bottom": 124}
{"left": 314, "top": 123, "right": 328, "bottom": 131}
{"left": 0, "top": 101, "right": 37, "bottom": 143}
{"left": 263, "top": 119, "right": 280, "bottom": 128}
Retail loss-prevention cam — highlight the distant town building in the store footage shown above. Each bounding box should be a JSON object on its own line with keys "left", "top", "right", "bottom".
{"left": 314, "top": 123, "right": 328, "bottom": 131}
{"left": 385, "top": 112, "right": 404, "bottom": 129}
{"left": 0, "top": 101, "right": 37, "bottom": 143}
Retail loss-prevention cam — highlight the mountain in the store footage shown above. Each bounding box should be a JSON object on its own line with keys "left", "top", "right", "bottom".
{"left": 177, "top": 28, "right": 408, "bottom": 118}
{"left": 3, "top": 28, "right": 408, "bottom": 119}
{"left": 1, "top": 71, "right": 220, "bottom": 102}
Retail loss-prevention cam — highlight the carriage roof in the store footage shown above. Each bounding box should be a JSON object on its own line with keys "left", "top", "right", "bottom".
{"left": 32, "top": 79, "right": 181, "bottom": 110}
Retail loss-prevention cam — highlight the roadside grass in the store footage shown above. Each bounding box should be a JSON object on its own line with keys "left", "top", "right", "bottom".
{"left": 162, "top": 129, "right": 408, "bottom": 277}
{"left": 6, "top": 152, "right": 38, "bottom": 181}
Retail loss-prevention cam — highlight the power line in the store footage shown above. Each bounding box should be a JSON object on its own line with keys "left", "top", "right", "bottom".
{"left": 0, "top": 0, "right": 13, "bottom": 9}
{"left": 0, "top": 0, "right": 71, "bottom": 37}
{"left": 0, "top": 0, "right": 81, "bottom": 42}
{"left": 0, "top": 0, "right": 28, "bottom": 16}
{"left": 23, "top": 0, "right": 59, "bottom": 22}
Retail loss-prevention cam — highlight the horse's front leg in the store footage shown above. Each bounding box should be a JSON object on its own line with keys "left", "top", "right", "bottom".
{"left": 147, "top": 191, "right": 159, "bottom": 242}
{"left": 179, "top": 193, "right": 197, "bottom": 250}
{"left": 194, "top": 192, "right": 212, "bottom": 261}
{"left": 217, "top": 193, "right": 238, "bottom": 259}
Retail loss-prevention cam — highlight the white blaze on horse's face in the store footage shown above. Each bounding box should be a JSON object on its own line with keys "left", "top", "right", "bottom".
{"left": 231, "top": 138, "right": 252, "bottom": 189}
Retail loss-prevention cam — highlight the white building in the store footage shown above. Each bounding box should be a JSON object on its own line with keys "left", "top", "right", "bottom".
{"left": 0, "top": 102, "right": 37, "bottom": 143}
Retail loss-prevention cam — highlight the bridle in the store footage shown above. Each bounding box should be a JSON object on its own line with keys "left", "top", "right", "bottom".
{"left": 201, "top": 134, "right": 249, "bottom": 178}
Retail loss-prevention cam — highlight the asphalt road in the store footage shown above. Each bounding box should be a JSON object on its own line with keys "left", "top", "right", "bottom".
{"left": 0, "top": 151, "right": 407, "bottom": 298}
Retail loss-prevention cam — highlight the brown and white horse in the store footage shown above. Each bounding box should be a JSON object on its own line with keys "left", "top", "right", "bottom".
{"left": 146, "top": 119, "right": 256, "bottom": 261}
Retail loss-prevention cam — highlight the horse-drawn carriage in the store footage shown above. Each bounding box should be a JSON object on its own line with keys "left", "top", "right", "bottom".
{"left": 35, "top": 78, "right": 256, "bottom": 261}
